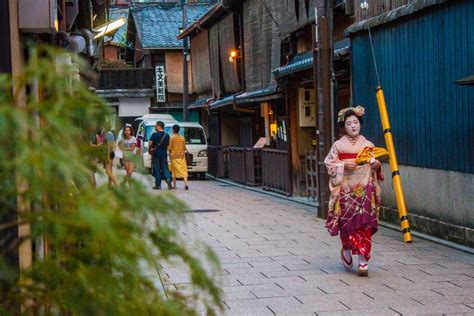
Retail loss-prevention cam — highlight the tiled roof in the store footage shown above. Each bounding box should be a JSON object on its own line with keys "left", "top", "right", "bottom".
{"left": 130, "top": 3, "right": 213, "bottom": 49}
{"left": 107, "top": 8, "right": 129, "bottom": 46}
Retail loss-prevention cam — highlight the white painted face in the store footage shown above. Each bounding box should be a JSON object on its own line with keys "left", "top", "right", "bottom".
{"left": 344, "top": 115, "right": 361, "bottom": 137}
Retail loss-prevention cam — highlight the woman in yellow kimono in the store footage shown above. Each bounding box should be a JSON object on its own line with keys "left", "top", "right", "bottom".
{"left": 169, "top": 124, "right": 189, "bottom": 190}
{"left": 324, "top": 106, "right": 384, "bottom": 276}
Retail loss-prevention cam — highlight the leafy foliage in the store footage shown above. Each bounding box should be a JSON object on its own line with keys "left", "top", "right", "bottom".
{"left": 0, "top": 46, "right": 222, "bottom": 315}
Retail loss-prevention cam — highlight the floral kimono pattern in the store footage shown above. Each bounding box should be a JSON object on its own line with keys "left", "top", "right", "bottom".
{"left": 324, "top": 135, "right": 383, "bottom": 261}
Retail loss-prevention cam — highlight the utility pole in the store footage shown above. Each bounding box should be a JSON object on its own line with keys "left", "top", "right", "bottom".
{"left": 313, "top": 0, "right": 333, "bottom": 219}
{"left": 181, "top": 0, "right": 189, "bottom": 122}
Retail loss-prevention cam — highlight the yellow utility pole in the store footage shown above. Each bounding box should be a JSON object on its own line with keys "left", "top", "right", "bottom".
{"left": 376, "top": 87, "right": 412, "bottom": 243}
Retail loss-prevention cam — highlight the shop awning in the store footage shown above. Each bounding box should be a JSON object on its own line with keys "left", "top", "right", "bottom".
{"left": 208, "top": 94, "right": 239, "bottom": 110}
{"left": 209, "top": 87, "right": 282, "bottom": 110}
{"left": 334, "top": 37, "right": 350, "bottom": 56}
{"left": 188, "top": 96, "right": 212, "bottom": 110}
{"left": 235, "top": 88, "right": 282, "bottom": 104}
{"left": 273, "top": 38, "right": 350, "bottom": 78}
{"left": 273, "top": 51, "right": 313, "bottom": 78}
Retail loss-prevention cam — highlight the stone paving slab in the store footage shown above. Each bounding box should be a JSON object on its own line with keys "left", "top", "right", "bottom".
{"left": 147, "top": 179, "right": 474, "bottom": 315}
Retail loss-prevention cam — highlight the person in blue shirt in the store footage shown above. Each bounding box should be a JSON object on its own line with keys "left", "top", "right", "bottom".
{"left": 149, "top": 121, "right": 172, "bottom": 190}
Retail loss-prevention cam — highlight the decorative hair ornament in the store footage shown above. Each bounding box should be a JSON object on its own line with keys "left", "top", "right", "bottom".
{"left": 337, "top": 105, "right": 365, "bottom": 123}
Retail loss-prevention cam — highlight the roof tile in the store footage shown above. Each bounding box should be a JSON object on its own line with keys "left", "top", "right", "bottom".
{"left": 130, "top": 3, "right": 213, "bottom": 49}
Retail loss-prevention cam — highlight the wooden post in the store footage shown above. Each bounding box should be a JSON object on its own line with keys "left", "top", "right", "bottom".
{"left": 8, "top": 0, "right": 32, "bottom": 272}
{"left": 314, "top": 0, "right": 334, "bottom": 219}
{"left": 181, "top": 0, "right": 189, "bottom": 122}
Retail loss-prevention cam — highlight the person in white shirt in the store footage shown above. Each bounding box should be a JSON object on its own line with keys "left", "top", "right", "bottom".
{"left": 119, "top": 125, "right": 137, "bottom": 183}
{"left": 115, "top": 123, "right": 132, "bottom": 169}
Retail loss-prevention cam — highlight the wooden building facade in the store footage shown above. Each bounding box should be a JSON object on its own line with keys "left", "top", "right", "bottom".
{"left": 123, "top": 3, "right": 215, "bottom": 124}
{"left": 181, "top": 0, "right": 355, "bottom": 196}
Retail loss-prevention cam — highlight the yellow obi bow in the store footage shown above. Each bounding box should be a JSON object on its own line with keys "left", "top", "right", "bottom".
{"left": 355, "top": 146, "right": 390, "bottom": 165}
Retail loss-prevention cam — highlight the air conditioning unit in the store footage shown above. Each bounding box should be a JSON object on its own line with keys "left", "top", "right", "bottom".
{"left": 298, "top": 88, "right": 316, "bottom": 127}
{"left": 19, "top": 0, "right": 59, "bottom": 33}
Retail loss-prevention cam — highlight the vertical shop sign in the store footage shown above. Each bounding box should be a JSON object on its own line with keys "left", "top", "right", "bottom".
{"left": 155, "top": 64, "right": 166, "bottom": 103}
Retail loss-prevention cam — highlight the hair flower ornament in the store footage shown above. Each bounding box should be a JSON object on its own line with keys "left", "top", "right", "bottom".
{"left": 337, "top": 105, "right": 366, "bottom": 123}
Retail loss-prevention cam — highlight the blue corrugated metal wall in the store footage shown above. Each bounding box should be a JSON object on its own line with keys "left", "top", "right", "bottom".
{"left": 351, "top": 0, "right": 473, "bottom": 173}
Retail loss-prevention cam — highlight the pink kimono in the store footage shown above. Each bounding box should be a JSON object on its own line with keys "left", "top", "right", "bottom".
{"left": 324, "top": 135, "right": 383, "bottom": 261}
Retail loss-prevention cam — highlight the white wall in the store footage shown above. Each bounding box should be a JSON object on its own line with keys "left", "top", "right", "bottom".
{"left": 118, "top": 97, "right": 150, "bottom": 117}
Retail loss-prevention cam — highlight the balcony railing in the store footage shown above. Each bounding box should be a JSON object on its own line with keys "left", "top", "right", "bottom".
{"left": 208, "top": 145, "right": 229, "bottom": 178}
{"left": 97, "top": 68, "right": 154, "bottom": 90}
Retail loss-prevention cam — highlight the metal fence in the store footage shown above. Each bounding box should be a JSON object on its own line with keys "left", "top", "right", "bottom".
{"left": 262, "top": 149, "right": 291, "bottom": 196}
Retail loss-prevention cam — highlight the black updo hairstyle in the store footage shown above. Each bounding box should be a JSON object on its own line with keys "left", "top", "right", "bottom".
{"left": 172, "top": 124, "right": 180, "bottom": 133}
{"left": 338, "top": 109, "right": 363, "bottom": 128}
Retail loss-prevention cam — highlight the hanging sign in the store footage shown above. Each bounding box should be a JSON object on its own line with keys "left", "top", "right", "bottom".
{"left": 155, "top": 64, "right": 166, "bottom": 103}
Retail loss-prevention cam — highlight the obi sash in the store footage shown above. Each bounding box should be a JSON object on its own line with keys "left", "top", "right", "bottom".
{"left": 338, "top": 153, "right": 357, "bottom": 160}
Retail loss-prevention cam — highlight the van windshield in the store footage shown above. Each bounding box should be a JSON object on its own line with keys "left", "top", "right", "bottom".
{"left": 145, "top": 126, "right": 206, "bottom": 145}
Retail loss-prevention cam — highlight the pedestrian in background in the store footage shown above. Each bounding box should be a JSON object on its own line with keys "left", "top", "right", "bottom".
{"left": 115, "top": 123, "right": 131, "bottom": 169}
{"left": 169, "top": 124, "right": 189, "bottom": 190}
{"left": 92, "top": 126, "right": 118, "bottom": 186}
{"left": 148, "top": 121, "right": 172, "bottom": 190}
{"left": 324, "top": 106, "right": 383, "bottom": 277}
{"left": 119, "top": 125, "right": 137, "bottom": 184}
{"left": 104, "top": 126, "right": 118, "bottom": 186}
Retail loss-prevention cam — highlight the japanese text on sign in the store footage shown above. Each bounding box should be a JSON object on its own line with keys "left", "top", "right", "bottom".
{"left": 155, "top": 65, "right": 166, "bottom": 103}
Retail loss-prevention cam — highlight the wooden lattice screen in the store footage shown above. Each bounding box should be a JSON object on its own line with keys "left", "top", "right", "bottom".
{"left": 218, "top": 14, "right": 241, "bottom": 94}
{"left": 191, "top": 30, "right": 212, "bottom": 94}
{"left": 209, "top": 23, "right": 222, "bottom": 99}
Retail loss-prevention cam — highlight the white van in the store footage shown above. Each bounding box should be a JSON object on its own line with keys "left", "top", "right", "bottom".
{"left": 136, "top": 114, "right": 178, "bottom": 125}
{"left": 137, "top": 119, "right": 208, "bottom": 178}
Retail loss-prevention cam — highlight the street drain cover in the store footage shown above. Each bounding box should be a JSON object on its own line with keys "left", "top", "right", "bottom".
{"left": 185, "top": 209, "right": 221, "bottom": 213}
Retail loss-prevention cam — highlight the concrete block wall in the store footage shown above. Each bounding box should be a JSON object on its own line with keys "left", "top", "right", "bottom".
{"left": 379, "top": 164, "right": 474, "bottom": 247}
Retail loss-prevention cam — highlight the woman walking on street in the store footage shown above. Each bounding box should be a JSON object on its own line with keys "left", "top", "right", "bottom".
{"left": 92, "top": 126, "right": 118, "bottom": 186}
{"left": 119, "top": 125, "right": 137, "bottom": 184}
{"left": 324, "top": 106, "right": 384, "bottom": 276}
{"left": 169, "top": 124, "right": 189, "bottom": 190}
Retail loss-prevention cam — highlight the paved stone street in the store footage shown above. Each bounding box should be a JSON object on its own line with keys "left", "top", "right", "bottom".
{"left": 153, "top": 179, "right": 474, "bottom": 315}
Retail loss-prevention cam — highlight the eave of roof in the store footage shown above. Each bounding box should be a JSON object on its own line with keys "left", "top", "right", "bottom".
{"left": 209, "top": 87, "right": 282, "bottom": 110}
{"left": 177, "top": 2, "right": 224, "bottom": 40}
{"left": 273, "top": 38, "right": 350, "bottom": 78}
{"left": 454, "top": 75, "right": 474, "bottom": 86}
{"left": 345, "top": 0, "right": 447, "bottom": 36}
{"left": 188, "top": 96, "right": 212, "bottom": 109}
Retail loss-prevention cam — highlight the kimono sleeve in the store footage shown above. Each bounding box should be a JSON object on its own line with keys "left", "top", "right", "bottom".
{"left": 324, "top": 142, "right": 345, "bottom": 186}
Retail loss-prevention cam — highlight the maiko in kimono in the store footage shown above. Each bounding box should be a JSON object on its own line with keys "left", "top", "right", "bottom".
{"left": 324, "top": 106, "right": 384, "bottom": 276}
